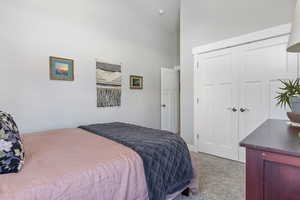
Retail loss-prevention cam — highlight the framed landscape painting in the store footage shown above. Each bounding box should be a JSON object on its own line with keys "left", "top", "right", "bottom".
{"left": 96, "top": 62, "right": 121, "bottom": 107}
{"left": 130, "top": 75, "right": 143, "bottom": 89}
{"left": 49, "top": 57, "right": 74, "bottom": 81}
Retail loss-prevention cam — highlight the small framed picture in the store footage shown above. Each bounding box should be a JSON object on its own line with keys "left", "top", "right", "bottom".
{"left": 130, "top": 75, "right": 143, "bottom": 89}
{"left": 49, "top": 56, "right": 74, "bottom": 81}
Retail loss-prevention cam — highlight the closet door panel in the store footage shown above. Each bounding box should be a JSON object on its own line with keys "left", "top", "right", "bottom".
{"left": 238, "top": 81, "right": 268, "bottom": 162}
{"left": 196, "top": 49, "right": 239, "bottom": 160}
{"left": 214, "top": 84, "right": 236, "bottom": 148}
{"left": 201, "top": 85, "right": 214, "bottom": 144}
{"left": 270, "top": 80, "right": 290, "bottom": 119}
{"left": 238, "top": 35, "right": 298, "bottom": 162}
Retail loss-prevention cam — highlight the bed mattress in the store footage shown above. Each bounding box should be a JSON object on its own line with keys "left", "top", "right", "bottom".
{"left": 0, "top": 128, "right": 148, "bottom": 200}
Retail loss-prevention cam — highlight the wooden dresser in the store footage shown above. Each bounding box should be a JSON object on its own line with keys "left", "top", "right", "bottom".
{"left": 240, "top": 119, "right": 300, "bottom": 200}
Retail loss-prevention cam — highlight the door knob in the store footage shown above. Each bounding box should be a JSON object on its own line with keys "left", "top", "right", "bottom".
{"left": 227, "top": 107, "right": 238, "bottom": 112}
{"left": 161, "top": 104, "right": 166, "bottom": 108}
{"left": 240, "top": 108, "right": 249, "bottom": 112}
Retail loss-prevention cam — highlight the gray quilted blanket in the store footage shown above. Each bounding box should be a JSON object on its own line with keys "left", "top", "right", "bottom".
{"left": 79, "top": 122, "right": 193, "bottom": 200}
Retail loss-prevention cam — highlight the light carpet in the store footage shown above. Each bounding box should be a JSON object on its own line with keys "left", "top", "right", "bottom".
{"left": 174, "top": 153, "right": 245, "bottom": 200}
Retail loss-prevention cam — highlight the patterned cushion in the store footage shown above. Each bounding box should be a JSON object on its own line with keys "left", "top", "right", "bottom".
{"left": 0, "top": 111, "right": 24, "bottom": 174}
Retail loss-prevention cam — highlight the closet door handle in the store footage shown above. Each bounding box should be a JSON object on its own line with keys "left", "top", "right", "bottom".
{"left": 240, "top": 108, "right": 250, "bottom": 113}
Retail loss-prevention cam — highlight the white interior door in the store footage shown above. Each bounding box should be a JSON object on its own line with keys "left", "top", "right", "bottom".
{"left": 161, "top": 68, "right": 180, "bottom": 134}
{"left": 195, "top": 48, "right": 239, "bottom": 160}
{"left": 238, "top": 35, "right": 298, "bottom": 162}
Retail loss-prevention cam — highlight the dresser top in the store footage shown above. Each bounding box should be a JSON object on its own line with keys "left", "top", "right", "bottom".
{"left": 240, "top": 119, "right": 300, "bottom": 158}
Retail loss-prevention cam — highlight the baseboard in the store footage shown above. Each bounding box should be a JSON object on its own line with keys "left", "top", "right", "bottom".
{"left": 188, "top": 144, "right": 197, "bottom": 152}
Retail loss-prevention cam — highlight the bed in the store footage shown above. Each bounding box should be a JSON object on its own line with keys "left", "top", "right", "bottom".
{"left": 0, "top": 123, "right": 198, "bottom": 200}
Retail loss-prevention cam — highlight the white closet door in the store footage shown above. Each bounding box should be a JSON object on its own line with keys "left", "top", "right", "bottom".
{"left": 238, "top": 35, "right": 298, "bottom": 162}
{"left": 195, "top": 48, "right": 239, "bottom": 160}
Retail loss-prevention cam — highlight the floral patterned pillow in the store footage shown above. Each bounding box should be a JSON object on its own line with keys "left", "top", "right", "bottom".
{"left": 0, "top": 111, "right": 24, "bottom": 174}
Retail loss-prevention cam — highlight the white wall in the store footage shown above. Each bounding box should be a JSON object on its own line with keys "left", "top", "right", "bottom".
{"left": 0, "top": 0, "right": 178, "bottom": 133}
{"left": 180, "top": 0, "right": 297, "bottom": 145}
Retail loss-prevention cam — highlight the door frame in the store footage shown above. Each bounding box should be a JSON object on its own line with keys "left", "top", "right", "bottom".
{"left": 193, "top": 24, "right": 291, "bottom": 55}
{"left": 193, "top": 23, "right": 293, "bottom": 156}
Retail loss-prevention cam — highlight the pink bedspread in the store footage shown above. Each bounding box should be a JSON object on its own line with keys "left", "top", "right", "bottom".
{"left": 0, "top": 128, "right": 149, "bottom": 200}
